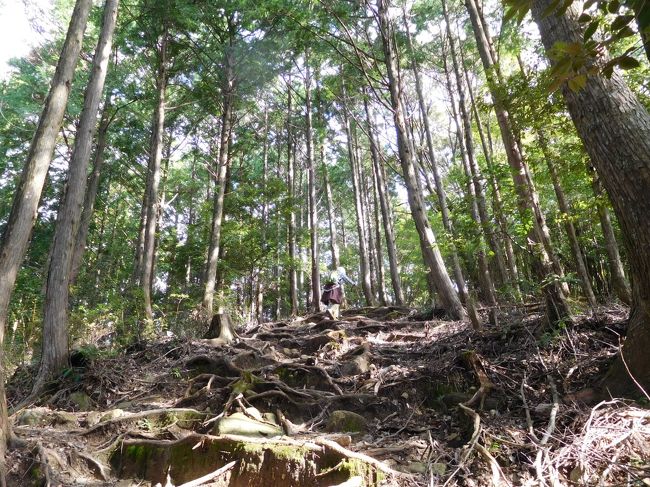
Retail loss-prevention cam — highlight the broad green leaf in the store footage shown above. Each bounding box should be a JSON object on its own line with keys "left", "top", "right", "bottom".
{"left": 584, "top": 20, "right": 599, "bottom": 40}
{"left": 611, "top": 14, "right": 634, "bottom": 30}
{"left": 608, "top": 0, "right": 621, "bottom": 13}
{"left": 616, "top": 55, "right": 641, "bottom": 69}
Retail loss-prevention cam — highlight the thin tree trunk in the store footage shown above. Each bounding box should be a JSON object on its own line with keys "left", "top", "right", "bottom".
{"left": 70, "top": 94, "right": 112, "bottom": 285}
{"left": 405, "top": 18, "right": 468, "bottom": 305}
{"left": 132, "top": 180, "right": 148, "bottom": 285}
{"left": 299, "top": 150, "right": 307, "bottom": 310}
{"left": 531, "top": 0, "right": 650, "bottom": 395}
{"left": 342, "top": 87, "right": 375, "bottom": 306}
{"left": 285, "top": 80, "right": 299, "bottom": 316}
{"left": 377, "top": 0, "right": 465, "bottom": 320}
{"left": 141, "top": 31, "right": 168, "bottom": 330}
{"left": 370, "top": 141, "right": 388, "bottom": 306}
{"left": 442, "top": 2, "right": 497, "bottom": 324}
{"left": 185, "top": 155, "right": 197, "bottom": 288}
{"left": 357, "top": 131, "right": 380, "bottom": 300}
{"left": 461, "top": 50, "right": 520, "bottom": 294}
{"left": 364, "top": 97, "right": 404, "bottom": 305}
{"left": 304, "top": 52, "right": 321, "bottom": 312}
{"left": 444, "top": 19, "right": 508, "bottom": 291}
{"left": 538, "top": 132, "right": 597, "bottom": 309}
{"left": 465, "top": 0, "right": 571, "bottom": 324}
{"left": 256, "top": 108, "right": 270, "bottom": 322}
{"left": 203, "top": 44, "right": 235, "bottom": 316}
{"left": 322, "top": 164, "right": 340, "bottom": 269}
{"left": 588, "top": 164, "right": 631, "bottom": 305}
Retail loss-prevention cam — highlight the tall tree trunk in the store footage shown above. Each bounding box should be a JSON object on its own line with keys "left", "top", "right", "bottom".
{"left": 285, "top": 81, "right": 299, "bottom": 316}
{"left": 304, "top": 53, "right": 321, "bottom": 312}
{"left": 377, "top": 0, "right": 465, "bottom": 320}
{"left": 0, "top": 0, "right": 92, "bottom": 477}
{"left": 403, "top": 9, "right": 469, "bottom": 304}
{"left": 255, "top": 108, "right": 270, "bottom": 323}
{"left": 531, "top": 0, "right": 650, "bottom": 395}
{"left": 70, "top": 94, "right": 112, "bottom": 285}
{"left": 442, "top": 8, "right": 497, "bottom": 325}
{"left": 364, "top": 97, "right": 404, "bottom": 305}
{"left": 185, "top": 155, "right": 197, "bottom": 288}
{"left": 322, "top": 164, "right": 340, "bottom": 269}
{"left": 203, "top": 45, "right": 235, "bottom": 316}
{"left": 357, "top": 133, "right": 380, "bottom": 300}
{"left": 442, "top": 12, "right": 507, "bottom": 291}
{"left": 142, "top": 30, "right": 168, "bottom": 330}
{"left": 342, "top": 88, "right": 375, "bottom": 306}
{"left": 588, "top": 164, "right": 631, "bottom": 305}
{"left": 36, "top": 0, "right": 119, "bottom": 391}
{"left": 538, "top": 133, "right": 598, "bottom": 309}
{"left": 461, "top": 50, "right": 520, "bottom": 295}
{"left": 465, "top": 0, "right": 571, "bottom": 324}
{"left": 299, "top": 149, "right": 308, "bottom": 310}
{"left": 371, "top": 150, "right": 388, "bottom": 306}
{"left": 132, "top": 179, "right": 148, "bottom": 285}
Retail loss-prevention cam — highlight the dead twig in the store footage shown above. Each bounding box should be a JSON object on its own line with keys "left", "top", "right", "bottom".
{"left": 176, "top": 460, "right": 237, "bottom": 487}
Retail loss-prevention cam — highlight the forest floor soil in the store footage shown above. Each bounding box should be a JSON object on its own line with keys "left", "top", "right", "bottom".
{"left": 5, "top": 304, "right": 650, "bottom": 486}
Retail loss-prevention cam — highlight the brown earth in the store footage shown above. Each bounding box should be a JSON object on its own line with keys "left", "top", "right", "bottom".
{"left": 5, "top": 304, "right": 650, "bottom": 486}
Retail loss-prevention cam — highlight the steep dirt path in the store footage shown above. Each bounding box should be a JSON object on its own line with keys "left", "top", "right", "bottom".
{"left": 6, "top": 305, "right": 650, "bottom": 486}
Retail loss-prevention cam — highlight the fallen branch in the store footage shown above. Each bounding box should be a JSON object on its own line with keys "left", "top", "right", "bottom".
{"left": 462, "top": 351, "right": 495, "bottom": 409}
{"left": 176, "top": 460, "right": 237, "bottom": 487}
{"left": 459, "top": 404, "right": 512, "bottom": 487}
{"left": 313, "top": 437, "right": 413, "bottom": 479}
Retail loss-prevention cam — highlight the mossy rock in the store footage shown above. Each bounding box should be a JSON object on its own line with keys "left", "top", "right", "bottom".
{"left": 69, "top": 391, "right": 94, "bottom": 411}
{"left": 213, "top": 412, "right": 283, "bottom": 438}
{"left": 16, "top": 408, "right": 50, "bottom": 426}
{"left": 100, "top": 409, "right": 127, "bottom": 423}
{"left": 52, "top": 411, "right": 78, "bottom": 427}
{"left": 325, "top": 410, "right": 368, "bottom": 434}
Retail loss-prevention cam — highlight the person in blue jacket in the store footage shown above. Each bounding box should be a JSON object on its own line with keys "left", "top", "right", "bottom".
{"left": 321, "top": 267, "right": 356, "bottom": 319}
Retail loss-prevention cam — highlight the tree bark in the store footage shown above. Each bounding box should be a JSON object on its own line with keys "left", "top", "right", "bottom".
{"left": 377, "top": 0, "right": 465, "bottom": 320}
{"left": 0, "top": 0, "right": 92, "bottom": 477}
{"left": 465, "top": 0, "right": 571, "bottom": 324}
{"left": 370, "top": 140, "right": 388, "bottom": 306}
{"left": 203, "top": 43, "right": 235, "bottom": 316}
{"left": 364, "top": 97, "right": 404, "bottom": 305}
{"left": 531, "top": 0, "right": 650, "bottom": 395}
{"left": 35, "top": 0, "right": 119, "bottom": 393}
{"left": 255, "top": 108, "right": 270, "bottom": 323}
{"left": 442, "top": 2, "right": 499, "bottom": 315}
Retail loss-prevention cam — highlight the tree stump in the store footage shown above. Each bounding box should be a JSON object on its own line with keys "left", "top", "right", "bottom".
{"left": 204, "top": 313, "right": 237, "bottom": 343}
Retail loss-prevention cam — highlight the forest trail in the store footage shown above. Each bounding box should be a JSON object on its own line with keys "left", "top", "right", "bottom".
{"left": 6, "top": 306, "right": 650, "bottom": 486}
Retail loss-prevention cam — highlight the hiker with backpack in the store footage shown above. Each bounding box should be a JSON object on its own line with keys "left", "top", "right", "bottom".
{"left": 321, "top": 267, "right": 356, "bottom": 319}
